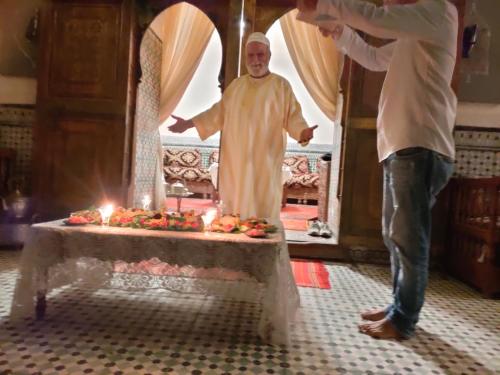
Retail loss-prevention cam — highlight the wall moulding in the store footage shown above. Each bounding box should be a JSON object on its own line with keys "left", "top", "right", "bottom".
{"left": 456, "top": 101, "right": 500, "bottom": 128}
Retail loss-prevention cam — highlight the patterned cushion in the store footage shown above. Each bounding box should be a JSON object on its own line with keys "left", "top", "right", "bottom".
{"left": 164, "top": 148, "right": 201, "bottom": 168}
{"left": 286, "top": 173, "right": 319, "bottom": 188}
{"left": 283, "top": 155, "right": 310, "bottom": 174}
{"left": 164, "top": 166, "right": 211, "bottom": 183}
{"left": 209, "top": 150, "right": 219, "bottom": 164}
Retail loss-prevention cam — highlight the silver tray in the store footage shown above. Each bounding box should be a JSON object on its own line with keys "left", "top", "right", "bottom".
{"left": 166, "top": 192, "right": 194, "bottom": 198}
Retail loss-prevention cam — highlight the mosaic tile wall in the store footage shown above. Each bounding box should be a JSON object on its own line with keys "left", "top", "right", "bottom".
{"left": 132, "top": 28, "right": 162, "bottom": 207}
{"left": 454, "top": 128, "right": 500, "bottom": 177}
{"left": 0, "top": 105, "right": 34, "bottom": 193}
{"left": 328, "top": 122, "right": 344, "bottom": 234}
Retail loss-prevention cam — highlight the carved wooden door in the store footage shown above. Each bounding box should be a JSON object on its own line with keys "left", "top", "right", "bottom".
{"left": 33, "top": 0, "right": 136, "bottom": 219}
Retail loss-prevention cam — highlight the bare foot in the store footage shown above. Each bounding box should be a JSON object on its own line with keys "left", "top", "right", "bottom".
{"left": 360, "top": 307, "right": 387, "bottom": 321}
{"left": 358, "top": 318, "right": 403, "bottom": 340}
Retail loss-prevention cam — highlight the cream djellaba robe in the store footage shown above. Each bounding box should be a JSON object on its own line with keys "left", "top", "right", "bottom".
{"left": 193, "top": 73, "right": 308, "bottom": 221}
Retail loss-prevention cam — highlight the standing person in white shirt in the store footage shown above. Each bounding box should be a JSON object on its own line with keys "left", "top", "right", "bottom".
{"left": 297, "top": 0, "right": 458, "bottom": 339}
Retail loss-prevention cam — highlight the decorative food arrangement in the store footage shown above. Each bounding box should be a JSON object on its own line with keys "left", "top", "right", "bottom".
{"left": 66, "top": 207, "right": 203, "bottom": 232}
{"left": 68, "top": 209, "right": 102, "bottom": 225}
{"left": 209, "top": 215, "right": 277, "bottom": 237}
{"left": 64, "top": 208, "right": 277, "bottom": 237}
{"left": 63, "top": 215, "right": 91, "bottom": 226}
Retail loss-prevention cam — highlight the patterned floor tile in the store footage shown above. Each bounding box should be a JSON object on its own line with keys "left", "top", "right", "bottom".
{"left": 0, "top": 250, "right": 499, "bottom": 375}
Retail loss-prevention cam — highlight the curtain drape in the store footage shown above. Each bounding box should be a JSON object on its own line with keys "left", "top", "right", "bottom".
{"left": 151, "top": 3, "right": 215, "bottom": 122}
{"left": 280, "top": 9, "right": 343, "bottom": 121}
{"left": 148, "top": 3, "right": 215, "bottom": 208}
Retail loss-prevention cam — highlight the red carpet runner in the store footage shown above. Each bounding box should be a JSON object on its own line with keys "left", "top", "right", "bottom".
{"left": 291, "top": 259, "right": 331, "bottom": 289}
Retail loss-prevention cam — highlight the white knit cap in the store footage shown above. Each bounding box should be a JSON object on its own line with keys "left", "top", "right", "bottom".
{"left": 246, "top": 32, "right": 270, "bottom": 47}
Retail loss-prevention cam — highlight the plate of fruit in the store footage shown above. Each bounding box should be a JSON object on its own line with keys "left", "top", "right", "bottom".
{"left": 210, "top": 215, "right": 241, "bottom": 233}
{"left": 245, "top": 228, "right": 267, "bottom": 238}
{"left": 69, "top": 209, "right": 102, "bottom": 225}
{"left": 63, "top": 216, "right": 90, "bottom": 226}
{"left": 240, "top": 218, "right": 277, "bottom": 233}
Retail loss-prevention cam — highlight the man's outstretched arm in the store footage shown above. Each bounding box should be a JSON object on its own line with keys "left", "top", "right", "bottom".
{"left": 299, "top": 125, "right": 319, "bottom": 146}
{"left": 169, "top": 97, "right": 225, "bottom": 141}
{"left": 168, "top": 115, "right": 194, "bottom": 133}
{"left": 325, "top": 24, "right": 394, "bottom": 72}
{"left": 300, "top": 0, "right": 446, "bottom": 42}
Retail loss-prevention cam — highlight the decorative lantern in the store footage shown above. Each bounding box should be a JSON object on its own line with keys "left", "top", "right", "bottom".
{"left": 7, "top": 188, "right": 31, "bottom": 220}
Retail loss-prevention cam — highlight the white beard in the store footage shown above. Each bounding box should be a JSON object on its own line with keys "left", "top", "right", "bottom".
{"left": 247, "top": 65, "right": 269, "bottom": 77}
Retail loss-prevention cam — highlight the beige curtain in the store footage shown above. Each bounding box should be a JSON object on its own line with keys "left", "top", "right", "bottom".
{"left": 152, "top": 3, "right": 215, "bottom": 122}
{"left": 149, "top": 2, "right": 215, "bottom": 208}
{"left": 280, "top": 9, "right": 342, "bottom": 121}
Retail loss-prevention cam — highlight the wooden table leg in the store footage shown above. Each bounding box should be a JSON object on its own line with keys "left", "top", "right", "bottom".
{"left": 36, "top": 290, "right": 46, "bottom": 320}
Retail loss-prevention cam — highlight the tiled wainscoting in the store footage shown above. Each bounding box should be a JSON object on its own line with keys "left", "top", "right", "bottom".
{"left": 0, "top": 105, "right": 34, "bottom": 193}
{"left": 454, "top": 128, "right": 500, "bottom": 177}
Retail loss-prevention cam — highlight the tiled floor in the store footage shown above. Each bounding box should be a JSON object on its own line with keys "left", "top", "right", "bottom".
{"left": 0, "top": 250, "right": 499, "bottom": 375}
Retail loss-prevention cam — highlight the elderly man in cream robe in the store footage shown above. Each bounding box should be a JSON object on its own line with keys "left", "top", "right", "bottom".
{"left": 169, "top": 32, "right": 317, "bottom": 221}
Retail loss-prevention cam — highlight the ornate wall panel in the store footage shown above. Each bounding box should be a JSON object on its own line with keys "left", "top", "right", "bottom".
{"left": 132, "top": 28, "right": 162, "bottom": 207}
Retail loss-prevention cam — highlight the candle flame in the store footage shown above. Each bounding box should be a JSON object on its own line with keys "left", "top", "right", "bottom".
{"left": 202, "top": 208, "right": 217, "bottom": 227}
{"left": 142, "top": 194, "right": 152, "bottom": 210}
{"left": 98, "top": 203, "right": 114, "bottom": 225}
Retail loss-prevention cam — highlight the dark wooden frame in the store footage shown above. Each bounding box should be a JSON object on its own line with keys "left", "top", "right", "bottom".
{"left": 446, "top": 177, "right": 500, "bottom": 297}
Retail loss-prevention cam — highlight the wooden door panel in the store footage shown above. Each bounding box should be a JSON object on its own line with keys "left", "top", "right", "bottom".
{"left": 46, "top": 118, "right": 123, "bottom": 213}
{"left": 348, "top": 37, "right": 388, "bottom": 118}
{"left": 34, "top": 0, "right": 135, "bottom": 219}
{"left": 341, "top": 126, "right": 383, "bottom": 242}
{"left": 48, "top": 3, "right": 123, "bottom": 99}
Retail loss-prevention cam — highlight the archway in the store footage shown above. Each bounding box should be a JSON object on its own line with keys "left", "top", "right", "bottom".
{"left": 129, "top": 2, "right": 223, "bottom": 209}
{"left": 130, "top": 1, "right": 344, "bottom": 243}
{"left": 264, "top": 10, "right": 344, "bottom": 243}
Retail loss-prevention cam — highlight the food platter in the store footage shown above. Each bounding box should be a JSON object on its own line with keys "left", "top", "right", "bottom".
{"left": 244, "top": 228, "right": 268, "bottom": 238}
{"left": 63, "top": 218, "right": 89, "bottom": 226}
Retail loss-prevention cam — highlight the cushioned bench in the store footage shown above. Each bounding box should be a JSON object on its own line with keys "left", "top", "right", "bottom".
{"left": 207, "top": 151, "right": 320, "bottom": 204}
{"left": 163, "top": 148, "right": 215, "bottom": 199}
{"left": 163, "top": 147, "right": 321, "bottom": 204}
{"left": 283, "top": 154, "right": 319, "bottom": 203}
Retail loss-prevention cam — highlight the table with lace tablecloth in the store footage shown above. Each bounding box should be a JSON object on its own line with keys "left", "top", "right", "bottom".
{"left": 9, "top": 220, "right": 300, "bottom": 345}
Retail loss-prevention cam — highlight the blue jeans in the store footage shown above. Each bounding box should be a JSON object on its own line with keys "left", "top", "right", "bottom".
{"left": 382, "top": 147, "right": 454, "bottom": 338}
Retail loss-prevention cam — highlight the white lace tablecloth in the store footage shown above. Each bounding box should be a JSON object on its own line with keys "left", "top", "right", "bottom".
{"left": 10, "top": 220, "right": 300, "bottom": 345}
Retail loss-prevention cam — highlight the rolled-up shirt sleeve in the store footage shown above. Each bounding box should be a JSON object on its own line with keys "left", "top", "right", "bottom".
{"left": 335, "top": 25, "right": 394, "bottom": 72}
{"left": 318, "top": 0, "right": 445, "bottom": 42}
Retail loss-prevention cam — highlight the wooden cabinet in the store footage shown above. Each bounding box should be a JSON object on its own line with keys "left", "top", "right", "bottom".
{"left": 33, "top": 0, "right": 137, "bottom": 219}
{"left": 445, "top": 177, "right": 500, "bottom": 297}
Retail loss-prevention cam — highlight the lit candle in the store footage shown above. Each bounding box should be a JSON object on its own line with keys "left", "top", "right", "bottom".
{"left": 201, "top": 208, "right": 217, "bottom": 232}
{"left": 142, "top": 194, "right": 152, "bottom": 210}
{"left": 98, "top": 204, "right": 114, "bottom": 226}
